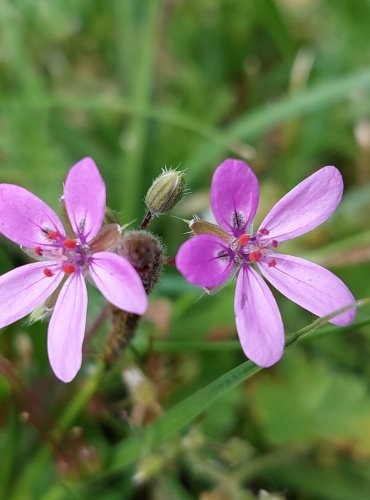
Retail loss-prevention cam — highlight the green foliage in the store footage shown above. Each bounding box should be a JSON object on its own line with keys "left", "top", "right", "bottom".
{"left": 253, "top": 350, "right": 370, "bottom": 445}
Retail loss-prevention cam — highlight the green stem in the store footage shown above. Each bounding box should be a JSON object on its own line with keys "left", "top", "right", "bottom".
{"left": 232, "top": 444, "right": 307, "bottom": 483}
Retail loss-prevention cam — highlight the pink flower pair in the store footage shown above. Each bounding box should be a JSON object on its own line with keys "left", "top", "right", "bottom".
{"left": 0, "top": 158, "right": 147, "bottom": 382}
{"left": 176, "top": 159, "right": 355, "bottom": 367}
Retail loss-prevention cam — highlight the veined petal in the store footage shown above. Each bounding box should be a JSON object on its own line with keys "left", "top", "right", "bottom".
{"left": 0, "top": 262, "right": 63, "bottom": 328}
{"left": 48, "top": 271, "right": 87, "bottom": 383}
{"left": 258, "top": 166, "right": 343, "bottom": 242}
{"left": 210, "top": 159, "right": 259, "bottom": 237}
{"left": 0, "top": 184, "right": 64, "bottom": 248}
{"left": 259, "top": 254, "right": 355, "bottom": 326}
{"left": 64, "top": 158, "right": 106, "bottom": 242}
{"left": 234, "top": 266, "right": 284, "bottom": 367}
{"left": 176, "top": 234, "right": 234, "bottom": 288}
{"left": 89, "top": 252, "right": 147, "bottom": 315}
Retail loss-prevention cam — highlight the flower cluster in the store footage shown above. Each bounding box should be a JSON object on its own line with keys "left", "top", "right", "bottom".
{"left": 176, "top": 159, "right": 355, "bottom": 367}
{"left": 0, "top": 158, "right": 148, "bottom": 382}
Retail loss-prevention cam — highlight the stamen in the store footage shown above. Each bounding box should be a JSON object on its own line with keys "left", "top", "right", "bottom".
{"left": 238, "top": 234, "right": 250, "bottom": 247}
{"left": 272, "top": 240, "right": 279, "bottom": 248}
{"left": 268, "top": 258, "right": 277, "bottom": 268}
{"left": 249, "top": 250, "right": 262, "bottom": 262}
{"left": 33, "top": 246, "right": 43, "bottom": 256}
{"left": 47, "top": 230, "right": 61, "bottom": 241}
{"left": 43, "top": 268, "right": 54, "bottom": 277}
{"left": 259, "top": 228, "right": 269, "bottom": 235}
{"left": 63, "top": 238, "right": 76, "bottom": 249}
{"left": 62, "top": 263, "right": 77, "bottom": 274}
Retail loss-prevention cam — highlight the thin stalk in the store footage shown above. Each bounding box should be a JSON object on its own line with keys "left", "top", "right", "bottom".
{"left": 140, "top": 211, "right": 153, "bottom": 230}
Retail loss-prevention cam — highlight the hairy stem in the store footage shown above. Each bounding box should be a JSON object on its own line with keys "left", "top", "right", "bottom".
{"left": 102, "top": 308, "right": 140, "bottom": 367}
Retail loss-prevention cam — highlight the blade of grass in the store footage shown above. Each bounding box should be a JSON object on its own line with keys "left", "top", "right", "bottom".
{"left": 103, "top": 299, "right": 370, "bottom": 475}
{"left": 0, "top": 96, "right": 223, "bottom": 144}
{"left": 115, "top": 0, "right": 161, "bottom": 221}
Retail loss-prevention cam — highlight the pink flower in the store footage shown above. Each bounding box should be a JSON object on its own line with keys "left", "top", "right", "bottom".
{"left": 176, "top": 159, "right": 355, "bottom": 367}
{"left": 0, "top": 158, "right": 148, "bottom": 382}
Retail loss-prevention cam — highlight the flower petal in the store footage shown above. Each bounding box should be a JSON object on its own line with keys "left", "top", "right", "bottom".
{"left": 64, "top": 158, "right": 106, "bottom": 242}
{"left": 176, "top": 234, "right": 234, "bottom": 288}
{"left": 258, "top": 166, "right": 343, "bottom": 242}
{"left": 0, "top": 184, "right": 64, "bottom": 248}
{"left": 0, "top": 262, "right": 63, "bottom": 328}
{"left": 89, "top": 252, "right": 147, "bottom": 314}
{"left": 210, "top": 159, "right": 259, "bottom": 237}
{"left": 48, "top": 271, "right": 87, "bottom": 383}
{"left": 259, "top": 254, "right": 355, "bottom": 326}
{"left": 234, "top": 266, "right": 284, "bottom": 367}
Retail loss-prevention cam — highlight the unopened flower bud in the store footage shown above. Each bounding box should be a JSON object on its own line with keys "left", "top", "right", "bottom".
{"left": 118, "top": 230, "right": 165, "bottom": 294}
{"left": 145, "top": 169, "right": 185, "bottom": 215}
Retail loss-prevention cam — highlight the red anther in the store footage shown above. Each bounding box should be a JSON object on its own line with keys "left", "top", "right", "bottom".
{"left": 238, "top": 234, "right": 250, "bottom": 247}
{"left": 33, "top": 246, "right": 43, "bottom": 256}
{"left": 62, "top": 263, "right": 76, "bottom": 274}
{"left": 268, "top": 258, "right": 277, "bottom": 268}
{"left": 47, "top": 230, "right": 61, "bottom": 241}
{"left": 272, "top": 240, "right": 279, "bottom": 248}
{"left": 63, "top": 238, "right": 76, "bottom": 249}
{"left": 249, "top": 250, "right": 262, "bottom": 262}
{"left": 259, "top": 228, "right": 269, "bottom": 235}
{"left": 43, "top": 268, "right": 54, "bottom": 277}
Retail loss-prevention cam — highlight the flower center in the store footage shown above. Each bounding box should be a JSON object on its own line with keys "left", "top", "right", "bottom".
{"left": 231, "top": 228, "right": 279, "bottom": 267}
{"left": 36, "top": 229, "right": 91, "bottom": 276}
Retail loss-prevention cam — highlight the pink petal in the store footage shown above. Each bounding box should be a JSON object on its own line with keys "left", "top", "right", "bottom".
{"left": 47, "top": 272, "right": 87, "bottom": 383}
{"left": 0, "top": 184, "right": 64, "bottom": 248}
{"left": 210, "top": 159, "right": 259, "bottom": 237}
{"left": 64, "top": 158, "right": 106, "bottom": 242}
{"left": 258, "top": 166, "right": 343, "bottom": 242}
{"left": 259, "top": 254, "right": 355, "bottom": 326}
{"left": 0, "top": 262, "right": 63, "bottom": 328}
{"left": 89, "top": 252, "right": 148, "bottom": 314}
{"left": 176, "top": 234, "right": 234, "bottom": 288}
{"left": 234, "top": 266, "right": 284, "bottom": 367}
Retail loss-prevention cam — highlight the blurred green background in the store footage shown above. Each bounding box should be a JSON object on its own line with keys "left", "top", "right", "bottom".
{"left": 1, "top": 0, "right": 370, "bottom": 499}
